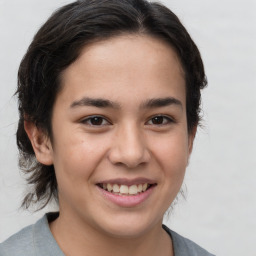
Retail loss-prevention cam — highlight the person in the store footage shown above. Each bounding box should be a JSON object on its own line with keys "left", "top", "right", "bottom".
{"left": 0, "top": 0, "right": 214, "bottom": 255}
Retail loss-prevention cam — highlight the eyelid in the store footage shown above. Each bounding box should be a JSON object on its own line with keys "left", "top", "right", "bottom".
{"left": 79, "top": 114, "right": 175, "bottom": 127}
{"left": 146, "top": 114, "right": 175, "bottom": 125}
{"left": 80, "top": 115, "right": 112, "bottom": 126}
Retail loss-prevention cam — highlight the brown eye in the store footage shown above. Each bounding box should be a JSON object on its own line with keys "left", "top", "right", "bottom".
{"left": 81, "top": 116, "right": 110, "bottom": 126}
{"left": 147, "top": 115, "right": 173, "bottom": 125}
{"left": 152, "top": 116, "right": 164, "bottom": 125}
{"left": 90, "top": 117, "right": 104, "bottom": 125}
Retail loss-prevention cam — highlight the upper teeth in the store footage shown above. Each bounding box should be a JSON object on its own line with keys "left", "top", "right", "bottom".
{"left": 102, "top": 183, "right": 149, "bottom": 195}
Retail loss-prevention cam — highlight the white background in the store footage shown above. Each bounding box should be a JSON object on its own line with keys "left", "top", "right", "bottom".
{"left": 0, "top": 0, "right": 255, "bottom": 255}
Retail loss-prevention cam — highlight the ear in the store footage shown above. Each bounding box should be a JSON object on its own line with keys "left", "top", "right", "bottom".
{"left": 24, "top": 120, "right": 53, "bottom": 166}
{"left": 188, "top": 125, "right": 197, "bottom": 155}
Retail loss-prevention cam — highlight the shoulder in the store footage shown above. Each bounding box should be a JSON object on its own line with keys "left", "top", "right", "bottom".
{"left": 0, "top": 223, "right": 34, "bottom": 256}
{"left": 0, "top": 213, "right": 63, "bottom": 256}
{"left": 162, "top": 225, "right": 215, "bottom": 256}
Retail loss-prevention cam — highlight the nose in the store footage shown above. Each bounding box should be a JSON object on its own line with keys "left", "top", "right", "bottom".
{"left": 108, "top": 124, "right": 150, "bottom": 168}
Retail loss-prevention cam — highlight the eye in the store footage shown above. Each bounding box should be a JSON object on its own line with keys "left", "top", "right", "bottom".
{"left": 146, "top": 115, "right": 174, "bottom": 125}
{"left": 81, "top": 116, "right": 111, "bottom": 126}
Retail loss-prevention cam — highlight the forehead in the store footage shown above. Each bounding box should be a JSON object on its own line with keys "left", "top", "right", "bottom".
{"left": 58, "top": 34, "right": 185, "bottom": 107}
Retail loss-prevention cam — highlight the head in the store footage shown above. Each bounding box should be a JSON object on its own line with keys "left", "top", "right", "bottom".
{"left": 17, "top": 0, "right": 207, "bottom": 214}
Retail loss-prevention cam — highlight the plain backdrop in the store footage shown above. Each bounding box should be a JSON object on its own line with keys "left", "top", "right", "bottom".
{"left": 0, "top": 0, "right": 255, "bottom": 255}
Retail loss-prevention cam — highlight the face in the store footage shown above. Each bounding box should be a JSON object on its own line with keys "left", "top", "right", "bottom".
{"left": 35, "top": 35, "right": 195, "bottom": 238}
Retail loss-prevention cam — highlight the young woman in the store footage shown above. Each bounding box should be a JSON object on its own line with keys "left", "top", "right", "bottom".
{"left": 0, "top": 0, "right": 213, "bottom": 255}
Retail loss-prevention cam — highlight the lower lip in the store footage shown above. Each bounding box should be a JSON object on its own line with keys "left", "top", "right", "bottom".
{"left": 97, "top": 186, "right": 155, "bottom": 208}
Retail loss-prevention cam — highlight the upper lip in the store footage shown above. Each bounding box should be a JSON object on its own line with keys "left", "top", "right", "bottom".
{"left": 96, "top": 177, "right": 156, "bottom": 186}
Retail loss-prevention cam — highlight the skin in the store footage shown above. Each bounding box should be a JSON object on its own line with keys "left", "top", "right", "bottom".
{"left": 25, "top": 34, "right": 196, "bottom": 256}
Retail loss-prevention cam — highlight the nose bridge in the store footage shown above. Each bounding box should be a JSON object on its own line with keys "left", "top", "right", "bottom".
{"left": 109, "top": 121, "right": 149, "bottom": 168}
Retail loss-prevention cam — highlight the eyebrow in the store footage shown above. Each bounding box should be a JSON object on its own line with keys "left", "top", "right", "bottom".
{"left": 140, "top": 97, "right": 183, "bottom": 109}
{"left": 70, "top": 97, "right": 121, "bottom": 109}
{"left": 70, "top": 96, "right": 182, "bottom": 110}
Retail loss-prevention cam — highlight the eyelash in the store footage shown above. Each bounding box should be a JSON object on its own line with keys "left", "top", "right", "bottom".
{"left": 80, "top": 115, "right": 174, "bottom": 127}
{"left": 80, "top": 115, "right": 111, "bottom": 126}
{"left": 146, "top": 115, "right": 174, "bottom": 126}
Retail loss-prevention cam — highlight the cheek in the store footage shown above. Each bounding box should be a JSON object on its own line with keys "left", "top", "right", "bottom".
{"left": 150, "top": 131, "right": 189, "bottom": 176}
{"left": 52, "top": 132, "right": 108, "bottom": 183}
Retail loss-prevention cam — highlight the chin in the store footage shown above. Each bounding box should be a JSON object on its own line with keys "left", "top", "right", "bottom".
{"left": 94, "top": 212, "right": 161, "bottom": 239}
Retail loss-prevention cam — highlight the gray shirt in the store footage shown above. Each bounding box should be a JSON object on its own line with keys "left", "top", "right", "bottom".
{"left": 0, "top": 213, "right": 215, "bottom": 256}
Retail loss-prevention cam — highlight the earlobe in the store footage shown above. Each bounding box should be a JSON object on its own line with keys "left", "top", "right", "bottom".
{"left": 24, "top": 120, "right": 53, "bottom": 166}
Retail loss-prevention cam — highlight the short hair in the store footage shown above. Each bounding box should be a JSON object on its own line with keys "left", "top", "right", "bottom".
{"left": 16, "top": 0, "right": 207, "bottom": 209}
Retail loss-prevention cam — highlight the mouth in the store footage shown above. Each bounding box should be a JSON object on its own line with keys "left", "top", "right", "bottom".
{"left": 97, "top": 183, "right": 156, "bottom": 196}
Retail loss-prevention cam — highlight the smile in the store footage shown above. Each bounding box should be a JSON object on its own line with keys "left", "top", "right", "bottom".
{"left": 96, "top": 180, "right": 157, "bottom": 207}
{"left": 98, "top": 183, "right": 153, "bottom": 196}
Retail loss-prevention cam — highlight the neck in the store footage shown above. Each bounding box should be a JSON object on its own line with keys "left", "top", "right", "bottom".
{"left": 49, "top": 212, "right": 173, "bottom": 256}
